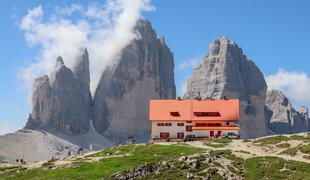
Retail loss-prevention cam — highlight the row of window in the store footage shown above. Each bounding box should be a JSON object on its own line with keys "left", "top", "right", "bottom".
{"left": 195, "top": 123, "right": 221, "bottom": 126}
{"left": 157, "top": 122, "right": 232, "bottom": 127}
{"left": 194, "top": 112, "right": 220, "bottom": 117}
{"left": 157, "top": 123, "right": 192, "bottom": 132}
{"left": 160, "top": 132, "right": 184, "bottom": 139}
{"left": 157, "top": 123, "right": 171, "bottom": 126}
{"left": 170, "top": 112, "right": 220, "bottom": 117}
{"left": 157, "top": 123, "right": 185, "bottom": 126}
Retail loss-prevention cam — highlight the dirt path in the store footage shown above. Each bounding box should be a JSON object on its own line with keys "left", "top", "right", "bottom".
{"left": 186, "top": 140, "right": 310, "bottom": 163}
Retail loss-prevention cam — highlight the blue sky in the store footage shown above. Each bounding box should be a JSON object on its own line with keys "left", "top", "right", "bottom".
{"left": 1, "top": 0, "right": 310, "bottom": 134}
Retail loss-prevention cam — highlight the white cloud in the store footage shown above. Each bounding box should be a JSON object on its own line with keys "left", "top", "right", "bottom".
{"left": 55, "top": 4, "right": 83, "bottom": 16}
{"left": 178, "top": 57, "right": 202, "bottom": 70}
{"left": 19, "top": 0, "right": 155, "bottom": 95}
{"left": 265, "top": 68, "right": 310, "bottom": 107}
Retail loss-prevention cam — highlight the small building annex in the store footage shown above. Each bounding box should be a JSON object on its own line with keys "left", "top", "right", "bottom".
{"left": 149, "top": 99, "right": 240, "bottom": 141}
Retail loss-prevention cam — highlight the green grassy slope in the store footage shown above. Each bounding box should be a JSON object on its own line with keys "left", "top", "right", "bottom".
{"left": 1, "top": 136, "right": 310, "bottom": 180}
{"left": 1, "top": 144, "right": 203, "bottom": 180}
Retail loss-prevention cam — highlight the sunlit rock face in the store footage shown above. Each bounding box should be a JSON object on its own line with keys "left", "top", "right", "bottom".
{"left": 184, "top": 36, "right": 268, "bottom": 138}
{"left": 93, "top": 19, "right": 176, "bottom": 137}
{"left": 265, "top": 89, "right": 309, "bottom": 134}
{"left": 25, "top": 48, "right": 92, "bottom": 134}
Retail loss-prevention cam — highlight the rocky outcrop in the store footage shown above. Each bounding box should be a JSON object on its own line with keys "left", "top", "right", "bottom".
{"left": 111, "top": 161, "right": 174, "bottom": 180}
{"left": 265, "top": 89, "right": 309, "bottom": 134}
{"left": 93, "top": 19, "right": 176, "bottom": 137}
{"left": 25, "top": 48, "right": 91, "bottom": 134}
{"left": 183, "top": 36, "right": 268, "bottom": 138}
{"left": 110, "top": 152, "right": 242, "bottom": 180}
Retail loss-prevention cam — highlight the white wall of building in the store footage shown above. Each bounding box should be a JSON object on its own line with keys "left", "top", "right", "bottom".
{"left": 151, "top": 121, "right": 192, "bottom": 139}
{"left": 151, "top": 121, "right": 239, "bottom": 139}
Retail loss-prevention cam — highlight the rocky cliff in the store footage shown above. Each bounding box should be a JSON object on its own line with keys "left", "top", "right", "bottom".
{"left": 265, "top": 89, "right": 309, "bottom": 134}
{"left": 183, "top": 36, "right": 268, "bottom": 138}
{"left": 93, "top": 19, "right": 176, "bottom": 137}
{"left": 25, "top": 48, "right": 92, "bottom": 134}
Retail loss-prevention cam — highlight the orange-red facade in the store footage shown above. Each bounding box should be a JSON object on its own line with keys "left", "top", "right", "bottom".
{"left": 149, "top": 99, "right": 240, "bottom": 140}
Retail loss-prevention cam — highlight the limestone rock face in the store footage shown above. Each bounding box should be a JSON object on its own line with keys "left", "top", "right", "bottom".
{"left": 25, "top": 49, "right": 91, "bottom": 134}
{"left": 93, "top": 19, "right": 176, "bottom": 137}
{"left": 26, "top": 75, "right": 52, "bottom": 128}
{"left": 265, "top": 90, "right": 291, "bottom": 134}
{"left": 183, "top": 36, "right": 268, "bottom": 138}
{"left": 265, "top": 89, "right": 309, "bottom": 134}
{"left": 299, "top": 106, "right": 309, "bottom": 130}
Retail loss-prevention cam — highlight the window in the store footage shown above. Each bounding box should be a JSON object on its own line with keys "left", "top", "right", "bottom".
{"left": 177, "top": 132, "right": 184, "bottom": 139}
{"left": 195, "top": 123, "right": 221, "bottom": 126}
{"left": 177, "top": 123, "right": 184, "bottom": 126}
{"left": 157, "top": 123, "right": 164, "bottom": 126}
{"left": 186, "top": 126, "right": 192, "bottom": 132}
{"left": 194, "top": 112, "right": 220, "bottom": 117}
{"left": 170, "top": 112, "right": 180, "bottom": 116}
{"left": 165, "top": 123, "right": 172, "bottom": 126}
{"left": 186, "top": 121, "right": 192, "bottom": 123}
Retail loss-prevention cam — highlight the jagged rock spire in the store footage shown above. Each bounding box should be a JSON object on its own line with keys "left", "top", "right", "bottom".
{"left": 25, "top": 52, "right": 91, "bottom": 135}
{"left": 73, "top": 47, "right": 90, "bottom": 87}
{"left": 55, "top": 56, "right": 64, "bottom": 69}
{"left": 266, "top": 89, "right": 309, "bottom": 134}
{"left": 183, "top": 36, "right": 267, "bottom": 138}
{"left": 93, "top": 19, "right": 176, "bottom": 137}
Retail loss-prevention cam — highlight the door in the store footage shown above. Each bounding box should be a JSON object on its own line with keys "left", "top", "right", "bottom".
{"left": 217, "top": 131, "right": 222, "bottom": 137}
{"left": 160, "top": 132, "right": 170, "bottom": 139}
{"left": 177, "top": 132, "right": 184, "bottom": 139}
{"left": 210, "top": 131, "right": 214, "bottom": 137}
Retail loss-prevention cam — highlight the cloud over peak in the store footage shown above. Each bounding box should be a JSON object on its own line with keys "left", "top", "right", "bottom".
{"left": 265, "top": 68, "right": 310, "bottom": 107}
{"left": 19, "top": 0, "right": 155, "bottom": 95}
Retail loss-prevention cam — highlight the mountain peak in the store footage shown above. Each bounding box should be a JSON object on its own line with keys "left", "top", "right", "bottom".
{"left": 208, "top": 36, "right": 238, "bottom": 57}
{"left": 135, "top": 19, "right": 152, "bottom": 29}
{"left": 134, "top": 19, "right": 157, "bottom": 41}
{"left": 266, "top": 89, "right": 289, "bottom": 107}
{"left": 55, "top": 56, "right": 64, "bottom": 69}
{"left": 73, "top": 46, "right": 90, "bottom": 87}
{"left": 184, "top": 36, "right": 267, "bottom": 138}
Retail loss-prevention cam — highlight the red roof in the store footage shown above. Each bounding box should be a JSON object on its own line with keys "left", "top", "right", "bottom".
{"left": 149, "top": 99, "right": 239, "bottom": 121}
